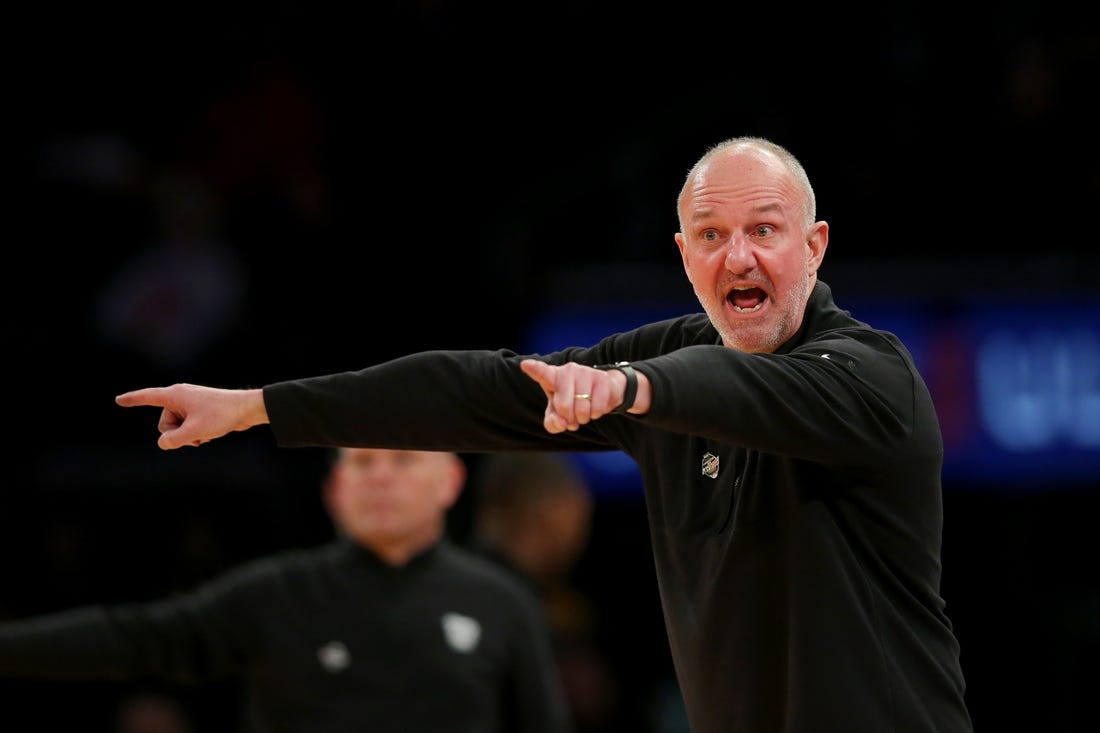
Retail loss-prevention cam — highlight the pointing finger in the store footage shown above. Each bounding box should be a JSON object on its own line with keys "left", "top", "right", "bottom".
{"left": 116, "top": 387, "right": 171, "bottom": 408}
{"left": 520, "top": 359, "right": 555, "bottom": 394}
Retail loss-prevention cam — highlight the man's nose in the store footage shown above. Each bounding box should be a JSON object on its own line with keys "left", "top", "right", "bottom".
{"left": 724, "top": 236, "right": 756, "bottom": 272}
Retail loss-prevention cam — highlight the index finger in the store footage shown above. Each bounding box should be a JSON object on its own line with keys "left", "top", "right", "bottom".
{"left": 519, "top": 359, "right": 555, "bottom": 393}
{"left": 116, "top": 387, "right": 172, "bottom": 408}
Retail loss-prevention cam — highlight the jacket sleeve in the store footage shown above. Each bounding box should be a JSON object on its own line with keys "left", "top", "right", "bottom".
{"left": 0, "top": 563, "right": 269, "bottom": 683}
{"left": 263, "top": 348, "right": 617, "bottom": 453}
{"left": 634, "top": 327, "right": 935, "bottom": 466}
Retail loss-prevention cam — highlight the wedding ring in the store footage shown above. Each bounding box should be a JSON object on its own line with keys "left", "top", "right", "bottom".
{"left": 574, "top": 393, "right": 591, "bottom": 400}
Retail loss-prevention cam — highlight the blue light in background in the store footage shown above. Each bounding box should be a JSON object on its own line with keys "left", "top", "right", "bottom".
{"left": 844, "top": 296, "right": 1100, "bottom": 489}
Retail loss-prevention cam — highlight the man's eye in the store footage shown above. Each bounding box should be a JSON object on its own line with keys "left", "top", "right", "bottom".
{"left": 702, "top": 230, "right": 719, "bottom": 241}
{"left": 754, "top": 225, "right": 774, "bottom": 237}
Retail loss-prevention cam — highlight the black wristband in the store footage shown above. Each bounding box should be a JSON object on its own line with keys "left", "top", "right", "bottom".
{"left": 594, "top": 361, "right": 638, "bottom": 415}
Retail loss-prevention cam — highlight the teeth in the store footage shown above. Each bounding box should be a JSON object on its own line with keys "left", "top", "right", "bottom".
{"left": 733, "top": 303, "right": 763, "bottom": 313}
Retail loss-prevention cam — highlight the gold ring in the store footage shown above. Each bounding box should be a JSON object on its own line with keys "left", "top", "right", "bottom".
{"left": 574, "top": 393, "right": 591, "bottom": 400}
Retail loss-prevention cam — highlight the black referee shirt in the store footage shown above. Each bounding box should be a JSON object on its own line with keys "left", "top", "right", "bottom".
{"left": 0, "top": 537, "right": 571, "bottom": 733}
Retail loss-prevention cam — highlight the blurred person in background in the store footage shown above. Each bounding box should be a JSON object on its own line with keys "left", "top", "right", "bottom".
{"left": 471, "top": 452, "right": 627, "bottom": 732}
{"left": 0, "top": 448, "right": 571, "bottom": 733}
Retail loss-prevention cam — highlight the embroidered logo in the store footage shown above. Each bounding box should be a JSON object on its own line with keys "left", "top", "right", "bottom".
{"left": 441, "top": 612, "right": 481, "bottom": 653}
{"left": 317, "top": 641, "right": 351, "bottom": 673}
{"left": 702, "top": 452, "right": 720, "bottom": 479}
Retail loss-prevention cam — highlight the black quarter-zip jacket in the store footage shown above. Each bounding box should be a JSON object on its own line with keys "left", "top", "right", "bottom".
{"left": 264, "top": 281, "right": 974, "bottom": 733}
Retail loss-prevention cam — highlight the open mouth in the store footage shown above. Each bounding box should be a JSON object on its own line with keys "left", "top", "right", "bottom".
{"left": 727, "top": 286, "right": 767, "bottom": 313}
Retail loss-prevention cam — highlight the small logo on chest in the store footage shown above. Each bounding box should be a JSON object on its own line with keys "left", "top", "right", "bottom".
{"left": 317, "top": 641, "right": 351, "bottom": 673}
{"left": 441, "top": 612, "right": 482, "bottom": 653}
{"left": 701, "top": 452, "right": 720, "bottom": 479}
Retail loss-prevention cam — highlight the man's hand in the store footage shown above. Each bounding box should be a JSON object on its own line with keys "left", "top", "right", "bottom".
{"left": 115, "top": 384, "right": 268, "bottom": 450}
{"left": 520, "top": 359, "right": 640, "bottom": 433}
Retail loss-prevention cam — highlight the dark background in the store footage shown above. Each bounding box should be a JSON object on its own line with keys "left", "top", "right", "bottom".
{"left": 5, "top": 1, "right": 1099, "bottom": 730}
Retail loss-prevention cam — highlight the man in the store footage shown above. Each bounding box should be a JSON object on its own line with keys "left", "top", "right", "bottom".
{"left": 0, "top": 448, "right": 571, "bottom": 733}
{"left": 117, "top": 136, "right": 974, "bottom": 732}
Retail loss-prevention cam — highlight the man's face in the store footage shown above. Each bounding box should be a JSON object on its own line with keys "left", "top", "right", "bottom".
{"left": 675, "top": 146, "right": 827, "bottom": 353}
{"left": 326, "top": 448, "right": 459, "bottom": 548}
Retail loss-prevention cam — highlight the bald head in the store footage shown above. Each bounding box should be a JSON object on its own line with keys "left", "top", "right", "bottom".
{"left": 678, "top": 136, "right": 817, "bottom": 232}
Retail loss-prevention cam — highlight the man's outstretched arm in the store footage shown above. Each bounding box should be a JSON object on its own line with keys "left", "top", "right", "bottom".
{"left": 116, "top": 384, "right": 268, "bottom": 450}
{"left": 118, "top": 358, "right": 650, "bottom": 450}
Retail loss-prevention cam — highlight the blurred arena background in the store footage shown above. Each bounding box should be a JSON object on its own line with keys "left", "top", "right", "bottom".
{"left": 6, "top": 1, "right": 1098, "bottom": 730}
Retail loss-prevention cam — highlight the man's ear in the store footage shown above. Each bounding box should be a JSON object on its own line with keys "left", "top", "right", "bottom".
{"left": 806, "top": 221, "right": 829, "bottom": 274}
{"left": 675, "top": 232, "right": 693, "bottom": 283}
